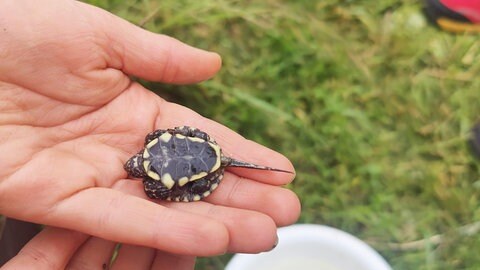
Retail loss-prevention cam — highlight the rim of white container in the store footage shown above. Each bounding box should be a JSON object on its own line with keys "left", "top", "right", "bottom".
{"left": 225, "top": 224, "right": 392, "bottom": 270}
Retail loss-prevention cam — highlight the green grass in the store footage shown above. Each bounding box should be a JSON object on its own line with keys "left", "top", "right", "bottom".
{"left": 88, "top": 0, "right": 480, "bottom": 269}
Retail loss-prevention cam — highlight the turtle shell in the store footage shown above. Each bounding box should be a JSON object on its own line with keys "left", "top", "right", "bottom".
{"left": 123, "top": 126, "right": 293, "bottom": 201}
{"left": 141, "top": 132, "right": 222, "bottom": 190}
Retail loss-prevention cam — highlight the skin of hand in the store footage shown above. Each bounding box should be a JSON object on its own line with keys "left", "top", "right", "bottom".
{"left": 2, "top": 225, "right": 197, "bottom": 270}
{"left": 0, "top": 0, "right": 301, "bottom": 268}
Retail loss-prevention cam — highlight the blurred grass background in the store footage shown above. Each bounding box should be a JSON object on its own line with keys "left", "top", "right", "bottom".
{"left": 87, "top": 0, "right": 480, "bottom": 269}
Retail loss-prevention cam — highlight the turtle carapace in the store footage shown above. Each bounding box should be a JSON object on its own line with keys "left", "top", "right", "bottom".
{"left": 124, "top": 126, "right": 292, "bottom": 202}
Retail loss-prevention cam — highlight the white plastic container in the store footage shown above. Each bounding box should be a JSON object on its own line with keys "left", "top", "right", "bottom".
{"left": 226, "top": 224, "right": 392, "bottom": 270}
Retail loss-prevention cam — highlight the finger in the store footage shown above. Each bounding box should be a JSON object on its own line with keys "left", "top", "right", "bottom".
{"left": 79, "top": 2, "right": 221, "bottom": 84}
{"left": 116, "top": 180, "right": 279, "bottom": 253}
{"left": 164, "top": 201, "right": 278, "bottom": 253}
{"left": 111, "top": 244, "right": 156, "bottom": 270}
{"left": 118, "top": 172, "right": 300, "bottom": 228}
{"left": 151, "top": 251, "right": 196, "bottom": 270}
{"left": 205, "top": 172, "right": 301, "bottom": 227}
{"left": 48, "top": 188, "right": 229, "bottom": 256}
{"left": 154, "top": 101, "right": 296, "bottom": 185}
{"left": 1, "top": 227, "right": 87, "bottom": 270}
{"left": 67, "top": 237, "right": 116, "bottom": 269}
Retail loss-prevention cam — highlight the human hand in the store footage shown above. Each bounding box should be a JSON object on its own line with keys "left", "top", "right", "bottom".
{"left": 0, "top": 0, "right": 300, "bottom": 258}
{"left": 2, "top": 225, "right": 197, "bottom": 269}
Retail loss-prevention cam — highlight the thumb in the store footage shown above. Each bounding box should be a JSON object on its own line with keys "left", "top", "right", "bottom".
{"left": 86, "top": 2, "right": 222, "bottom": 84}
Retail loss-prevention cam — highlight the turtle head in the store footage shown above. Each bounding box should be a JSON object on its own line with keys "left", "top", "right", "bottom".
{"left": 124, "top": 151, "right": 147, "bottom": 178}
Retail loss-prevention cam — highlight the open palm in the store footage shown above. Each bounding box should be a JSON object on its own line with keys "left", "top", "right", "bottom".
{"left": 0, "top": 0, "right": 300, "bottom": 268}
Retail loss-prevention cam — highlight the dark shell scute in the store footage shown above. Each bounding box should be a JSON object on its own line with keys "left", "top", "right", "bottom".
{"left": 187, "top": 140, "right": 205, "bottom": 155}
{"left": 145, "top": 136, "right": 219, "bottom": 181}
{"left": 172, "top": 136, "right": 189, "bottom": 155}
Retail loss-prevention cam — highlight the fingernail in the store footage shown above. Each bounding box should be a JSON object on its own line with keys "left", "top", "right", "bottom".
{"left": 267, "top": 235, "right": 279, "bottom": 252}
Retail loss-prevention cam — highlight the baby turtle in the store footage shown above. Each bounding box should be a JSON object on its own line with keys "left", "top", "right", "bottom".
{"left": 124, "top": 126, "right": 292, "bottom": 202}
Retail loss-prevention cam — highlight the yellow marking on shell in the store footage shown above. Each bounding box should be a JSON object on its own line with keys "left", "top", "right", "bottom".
{"left": 146, "top": 138, "right": 159, "bottom": 149}
{"left": 166, "top": 197, "right": 172, "bottom": 201}
{"left": 159, "top": 132, "right": 172, "bottom": 143}
{"left": 142, "top": 149, "right": 150, "bottom": 159}
{"left": 193, "top": 195, "right": 201, "bottom": 201}
{"left": 183, "top": 197, "right": 189, "bottom": 202}
{"left": 210, "top": 183, "right": 219, "bottom": 191}
{"left": 188, "top": 137, "right": 206, "bottom": 143}
{"left": 203, "top": 191, "right": 211, "bottom": 197}
{"left": 147, "top": 170, "right": 160, "bottom": 181}
{"left": 208, "top": 142, "right": 222, "bottom": 172}
{"left": 178, "top": 177, "right": 189, "bottom": 187}
{"left": 174, "top": 197, "right": 181, "bottom": 202}
{"left": 190, "top": 172, "right": 208, "bottom": 182}
{"left": 175, "top": 134, "right": 186, "bottom": 139}
{"left": 142, "top": 160, "right": 151, "bottom": 173}
{"left": 161, "top": 173, "right": 175, "bottom": 189}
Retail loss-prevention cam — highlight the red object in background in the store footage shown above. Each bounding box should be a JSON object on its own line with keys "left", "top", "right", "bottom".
{"left": 440, "top": 0, "right": 480, "bottom": 22}
{"left": 425, "top": 0, "right": 480, "bottom": 32}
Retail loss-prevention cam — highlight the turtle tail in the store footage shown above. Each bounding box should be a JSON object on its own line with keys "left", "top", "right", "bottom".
{"left": 221, "top": 157, "right": 294, "bottom": 174}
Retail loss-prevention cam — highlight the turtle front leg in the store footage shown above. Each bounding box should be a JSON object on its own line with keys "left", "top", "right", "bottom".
{"left": 143, "top": 178, "right": 172, "bottom": 200}
{"left": 170, "top": 126, "right": 211, "bottom": 141}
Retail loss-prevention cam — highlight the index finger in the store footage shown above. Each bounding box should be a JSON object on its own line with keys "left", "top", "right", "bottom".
{"left": 47, "top": 188, "right": 229, "bottom": 256}
{"left": 155, "top": 101, "right": 295, "bottom": 185}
